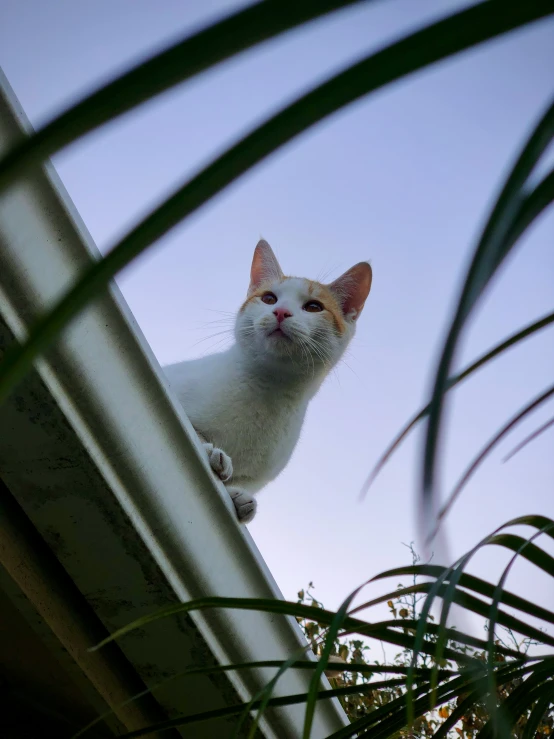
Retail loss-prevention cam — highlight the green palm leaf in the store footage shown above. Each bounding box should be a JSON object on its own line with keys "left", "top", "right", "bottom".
{"left": 360, "top": 309, "right": 554, "bottom": 499}
{"left": 421, "top": 100, "right": 554, "bottom": 537}
{"left": 0, "top": 0, "right": 367, "bottom": 189}
{"left": 503, "top": 415, "right": 554, "bottom": 462}
{"left": 439, "top": 387, "right": 554, "bottom": 525}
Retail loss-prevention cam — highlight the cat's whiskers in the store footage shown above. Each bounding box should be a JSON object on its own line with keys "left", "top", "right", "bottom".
{"left": 202, "top": 308, "right": 237, "bottom": 317}
{"left": 338, "top": 347, "right": 362, "bottom": 382}
{"left": 294, "top": 330, "right": 334, "bottom": 381}
{"left": 192, "top": 331, "right": 236, "bottom": 355}
{"left": 295, "top": 334, "right": 316, "bottom": 380}
{"left": 202, "top": 318, "right": 235, "bottom": 326}
{"left": 236, "top": 325, "right": 255, "bottom": 339}
{"left": 192, "top": 328, "right": 235, "bottom": 347}
{"left": 197, "top": 318, "right": 236, "bottom": 332}
{"left": 301, "top": 332, "right": 333, "bottom": 367}
{"left": 302, "top": 332, "right": 341, "bottom": 385}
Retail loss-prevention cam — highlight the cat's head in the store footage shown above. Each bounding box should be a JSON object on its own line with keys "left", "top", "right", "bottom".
{"left": 235, "top": 240, "right": 372, "bottom": 378}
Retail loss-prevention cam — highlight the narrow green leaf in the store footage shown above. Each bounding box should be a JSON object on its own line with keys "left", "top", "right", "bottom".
{"left": 521, "top": 688, "right": 554, "bottom": 739}
{"left": 374, "top": 563, "right": 554, "bottom": 628}
{"left": 0, "top": 0, "right": 368, "bottom": 190}
{"left": 350, "top": 582, "right": 431, "bottom": 615}
{"left": 89, "top": 596, "right": 352, "bottom": 651}
{"left": 438, "top": 383, "right": 554, "bottom": 525}
{"left": 303, "top": 581, "right": 369, "bottom": 739}
{"left": 116, "top": 678, "right": 410, "bottom": 739}
{"left": 239, "top": 643, "right": 313, "bottom": 739}
{"left": 89, "top": 593, "right": 487, "bottom": 663}
{"left": 484, "top": 525, "right": 554, "bottom": 739}
{"left": 360, "top": 309, "right": 554, "bottom": 498}
{"left": 503, "top": 414, "right": 554, "bottom": 462}
{"left": 476, "top": 660, "right": 554, "bottom": 739}
{"left": 74, "top": 661, "right": 448, "bottom": 739}
{"left": 353, "top": 619, "right": 523, "bottom": 661}
{"left": 432, "top": 689, "right": 482, "bottom": 739}
{"left": 490, "top": 533, "right": 554, "bottom": 576}
{"left": 421, "top": 97, "right": 554, "bottom": 536}
{"left": 500, "top": 166, "right": 554, "bottom": 257}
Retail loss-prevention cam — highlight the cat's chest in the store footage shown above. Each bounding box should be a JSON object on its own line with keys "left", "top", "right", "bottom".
{"left": 216, "top": 391, "right": 302, "bottom": 447}
{"left": 205, "top": 387, "right": 305, "bottom": 483}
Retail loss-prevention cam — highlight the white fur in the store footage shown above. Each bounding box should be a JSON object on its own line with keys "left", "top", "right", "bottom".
{"left": 164, "top": 242, "right": 371, "bottom": 523}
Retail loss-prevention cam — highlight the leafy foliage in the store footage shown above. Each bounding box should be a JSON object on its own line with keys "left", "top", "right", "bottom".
{"left": 296, "top": 546, "right": 554, "bottom": 738}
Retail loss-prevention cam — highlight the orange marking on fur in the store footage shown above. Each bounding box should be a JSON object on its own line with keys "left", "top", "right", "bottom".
{"left": 313, "top": 283, "right": 347, "bottom": 334}
{"left": 299, "top": 280, "right": 346, "bottom": 334}
{"left": 240, "top": 280, "right": 283, "bottom": 312}
{"left": 240, "top": 276, "right": 347, "bottom": 333}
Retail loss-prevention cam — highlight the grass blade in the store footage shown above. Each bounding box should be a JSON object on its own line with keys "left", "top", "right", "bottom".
{"left": 74, "top": 661, "right": 438, "bottom": 739}
{"left": 303, "top": 582, "right": 368, "bottom": 738}
{"left": 432, "top": 689, "right": 483, "bottom": 739}
{"left": 483, "top": 523, "right": 554, "bottom": 738}
{"left": 490, "top": 533, "right": 554, "bottom": 577}
{"left": 521, "top": 688, "right": 554, "bottom": 739}
{"left": 360, "top": 309, "right": 554, "bottom": 498}
{"left": 439, "top": 384, "right": 554, "bottom": 524}
{"left": 476, "top": 661, "right": 554, "bottom": 739}
{"left": 0, "top": 0, "right": 368, "bottom": 189}
{"left": 116, "top": 678, "right": 410, "bottom": 739}
{"left": 373, "top": 563, "right": 554, "bottom": 627}
{"left": 503, "top": 415, "right": 554, "bottom": 462}
{"left": 89, "top": 596, "right": 358, "bottom": 651}
{"left": 239, "top": 642, "right": 314, "bottom": 739}
{"left": 421, "top": 97, "right": 554, "bottom": 538}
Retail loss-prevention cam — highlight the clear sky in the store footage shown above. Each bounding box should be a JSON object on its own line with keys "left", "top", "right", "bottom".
{"left": 2, "top": 1, "right": 553, "bottom": 635}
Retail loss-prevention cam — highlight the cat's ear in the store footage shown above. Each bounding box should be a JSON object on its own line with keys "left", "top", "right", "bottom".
{"left": 248, "top": 239, "right": 284, "bottom": 295}
{"left": 328, "top": 262, "right": 372, "bottom": 321}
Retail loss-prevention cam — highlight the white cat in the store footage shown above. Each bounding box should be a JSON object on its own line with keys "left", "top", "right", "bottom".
{"left": 164, "top": 240, "right": 372, "bottom": 523}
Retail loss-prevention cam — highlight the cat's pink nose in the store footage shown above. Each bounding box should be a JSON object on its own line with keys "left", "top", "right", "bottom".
{"left": 273, "top": 307, "right": 292, "bottom": 324}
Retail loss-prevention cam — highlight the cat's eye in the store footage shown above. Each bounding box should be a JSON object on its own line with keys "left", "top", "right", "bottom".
{"left": 261, "top": 292, "right": 277, "bottom": 305}
{"left": 303, "top": 300, "right": 324, "bottom": 313}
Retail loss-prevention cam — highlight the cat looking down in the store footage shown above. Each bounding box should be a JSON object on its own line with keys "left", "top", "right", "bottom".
{"left": 164, "top": 240, "right": 372, "bottom": 523}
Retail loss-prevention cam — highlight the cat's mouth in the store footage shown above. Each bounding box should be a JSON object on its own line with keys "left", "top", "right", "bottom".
{"left": 268, "top": 326, "right": 291, "bottom": 340}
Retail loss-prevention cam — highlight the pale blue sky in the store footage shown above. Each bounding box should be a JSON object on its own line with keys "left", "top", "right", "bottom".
{"left": 1, "top": 1, "right": 553, "bottom": 632}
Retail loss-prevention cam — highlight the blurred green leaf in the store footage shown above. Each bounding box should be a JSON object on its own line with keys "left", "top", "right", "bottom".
{"left": 116, "top": 678, "right": 410, "bottom": 739}
{"left": 0, "top": 0, "right": 368, "bottom": 190}
{"left": 503, "top": 415, "right": 554, "bottom": 462}
{"left": 361, "top": 309, "right": 554, "bottom": 498}
{"left": 439, "top": 384, "right": 554, "bottom": 524}
{"left": 421, "top": 99, "right": 554, "bottom": 537}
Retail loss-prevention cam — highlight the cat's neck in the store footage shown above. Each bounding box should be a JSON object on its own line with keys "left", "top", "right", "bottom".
{"left": 226, "top": 343, "right": 325, "bottom": 401}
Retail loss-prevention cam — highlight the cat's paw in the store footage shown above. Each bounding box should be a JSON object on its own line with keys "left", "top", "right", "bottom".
{"left": 227, "top": 487, "right": 257, "bottom": 524}
{"left": 203, "top": 442, "right": 233, "bottom": 482}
